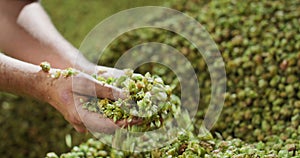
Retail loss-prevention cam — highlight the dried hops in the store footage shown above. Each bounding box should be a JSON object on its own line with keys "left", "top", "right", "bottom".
{"left": 82, "top": 69, "right": 181, "bottom": 130}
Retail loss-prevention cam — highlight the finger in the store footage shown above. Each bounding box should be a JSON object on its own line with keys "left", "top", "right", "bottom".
{"left": 79, "top": 107, "right": 119, "bottom": 134}
{"left": 116, "top": 117, "right": 144, "bottom": 128}
{"left": 97, "top": 66, "right": 125, "bottom": 78}
{"left": 95, "top": 83, "right": 128, "bottom": 101}
{"left": 73, "top": 73, "right": 127, "bottom": 100}
{"left": 74, "top": 96, "right": 145, "bottom": 133}
{"left": 73, "top": 124, "right": 88, "bottom": 133}
{"left": 74, "top": 96, "right": 120, "bottom": 134}
{"left": 63, "top": 95, "right": 88, "bottom": 133}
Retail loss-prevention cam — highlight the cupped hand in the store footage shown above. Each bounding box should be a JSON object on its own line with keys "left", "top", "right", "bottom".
{"left": 40, "top": 68, "right": 134, "bottom": 133}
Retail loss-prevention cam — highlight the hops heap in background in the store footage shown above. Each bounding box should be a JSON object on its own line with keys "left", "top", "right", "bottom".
{"left": 47, "top": 0, "right": 300, "bottom": 157}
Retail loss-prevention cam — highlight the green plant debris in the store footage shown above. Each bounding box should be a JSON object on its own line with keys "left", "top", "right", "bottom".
{"left": 61, "top": 68, "right": 79, "bottom": 78}
{"left": 50, "top": 70, "right": 61, "bottom": 79}
{"left": 40, "top": 61, "right": 51, "bottom": 73}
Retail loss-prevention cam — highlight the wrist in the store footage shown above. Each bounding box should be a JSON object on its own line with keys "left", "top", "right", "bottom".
{"left": 0, "top": 54, "right": 55, "bottom": 101}
{"left": 15, "top": 65, "right": 53, "bottom": 102}
{"left": 29, "top": 69, "right": 54, "bottom": 102}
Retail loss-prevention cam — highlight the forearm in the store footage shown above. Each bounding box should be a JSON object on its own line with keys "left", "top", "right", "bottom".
{"left": 0, "top": 1, "right": 94, "bottom": 72}
{"left": 0, "top": 53, "right": 48, "bottom": 100}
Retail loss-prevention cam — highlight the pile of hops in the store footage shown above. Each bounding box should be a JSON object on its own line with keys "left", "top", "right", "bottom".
{"left": 47, "top": 131, "right": 294, "bottom": 158}
{"left": 47, "top": 0, "right": 300, "bottom": 157}
{"left": 97, "top": 0, "right": 300, "bottom": 152}
{"left": 190, "top": 0, "right": 300, "bottom": 143}
{"left": 83, "top": 70, "right": 181, "bottom": 131}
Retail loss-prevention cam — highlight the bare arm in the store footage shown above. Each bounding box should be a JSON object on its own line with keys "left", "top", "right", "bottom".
{"left": 0, "top": 0, "right": 134, "bottom": 132}
{"left": 0, "top": 53, "right": 128, "bottom": 133}
{"left": 0, "top": 0, "right": 124, "bottom": 77}
{"left": 0, "top": 52, "right": 47, "bottom": 99}
{"left": 0, "top": 0, "right": 94, "bottom": 71}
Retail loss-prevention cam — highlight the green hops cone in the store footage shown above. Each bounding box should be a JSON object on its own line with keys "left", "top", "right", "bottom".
{"left": 82, "top": 70, "right": 180, "bottom": 131}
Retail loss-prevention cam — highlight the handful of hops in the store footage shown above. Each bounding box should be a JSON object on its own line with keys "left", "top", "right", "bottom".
{"left": 83, "top": 69, "right": 181, "bottom": 131}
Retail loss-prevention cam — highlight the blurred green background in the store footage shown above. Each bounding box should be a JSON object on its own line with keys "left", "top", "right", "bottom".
{"left": 0, "top": 1, "right": 165, "bottom": 157}
{"left": 43, "top": 0, "right": 165, "bottom": 48}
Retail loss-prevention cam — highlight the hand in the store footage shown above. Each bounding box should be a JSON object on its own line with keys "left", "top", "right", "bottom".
{"left": 41, "top": 68, "right": 130, "bottom": 133}
{"left": 0, "top": 0, "right": 140, "bottom": 133}
{"left": 94, "top": 65, "right": 126, "bottom": 78}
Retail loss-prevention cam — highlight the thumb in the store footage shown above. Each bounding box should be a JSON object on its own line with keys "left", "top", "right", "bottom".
{"left": 72, "top": 73, "right": 127, "bottom": 100}
{"left": 95, "top": 83, "right": 127, "bottom": 101}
